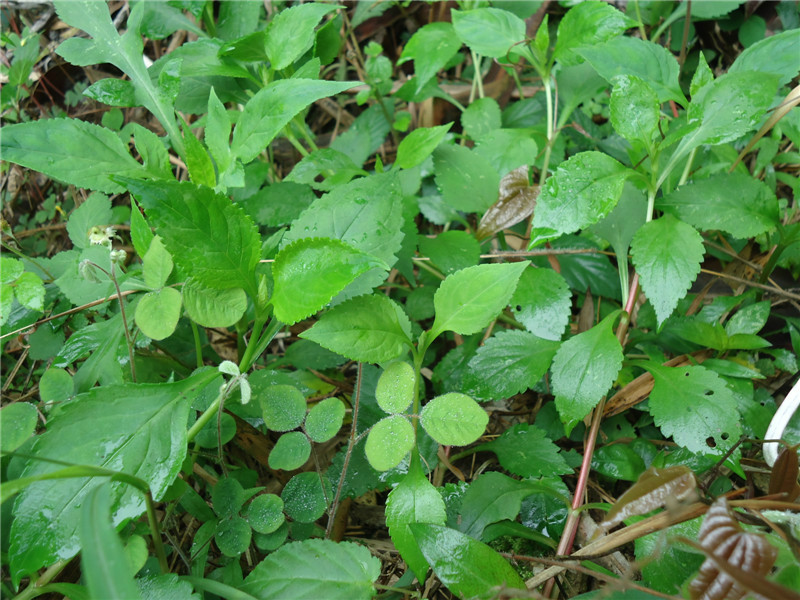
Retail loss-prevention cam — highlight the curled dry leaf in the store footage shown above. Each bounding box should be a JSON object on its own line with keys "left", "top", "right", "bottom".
{"left": 768, "top": 444, "right": 800, "bottom": 501}
{"left": 476, "top": 165, "right": 539, "bottom": 241}
{"left": 689, "top": 498, "right": 778, "bottom": 600}
{"left": 600, "top": 465, "right": 696, "bottom": 531}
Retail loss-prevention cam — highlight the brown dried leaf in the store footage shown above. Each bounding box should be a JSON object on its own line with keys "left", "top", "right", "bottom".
{"left": 689, "top": 498, "right": 779, "bottom": 600}
{"left": 476, "top": 166, "right": 539, "bottom": 241}
{"left": 601, "top": 465, "right": 696, "bottom": 531}
{"left": 768, "top": 445, "right": 800, "bottom": 501}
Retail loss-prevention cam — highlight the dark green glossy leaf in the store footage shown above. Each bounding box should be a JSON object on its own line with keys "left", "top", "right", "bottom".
{"left": 476, "top": 424, "right": 572, "bottom": 479}
{"left": 610, "top": 74, "right": 661, "bottom": 148}
{"left": 83, "top": 78, "right": 137, "bottom": 107}
{"left": 729, "top": 28, "right": 800, "bottom": 86}
{"left": 457, "top": 472, "right": 541, "bottom": 539}
{"left": 215, "top": 515, "right": 251, "bottom": 557}
{"left": 255, "top": 382, "right": 306, "bottom": 433}
{"left": 246, "top": 494, "right": 284, "bottom": 534}
{"left": 591, "top": 443, "right": 646, "bottom": 481}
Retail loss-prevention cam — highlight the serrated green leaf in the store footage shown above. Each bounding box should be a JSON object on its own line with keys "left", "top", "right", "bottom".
{"left": 430, "top": 261, "right": 528, "bottom": 339}
{"left": 457, "top": 472, "right": 541, "bottom": 539}
{"left": 280, "top": 472, "right": 331, "bottom": 523}
{"left": 386, "top": 463, "right": 446, "bottom": 581}
{"left": 610, "top": 74, "right": 660, "bottom": 148}
{"left": 264, "top": 3, "right": 340, "bottom": 71}
{"left": 9, "top": 370, "right": 218, "bottom": 583}
{"left": 400, "top": 22, "right": 461, "bottom": 93}
{"left": 13, "top": 272, "right": 45, "bottom": 312}
{"left": 657, "top": 173, "right": 779, "bottom": 239}
{"left": 118, "top": 178, "right": 260, "bottom": 295}
{"left": 286, "top": 148, "right": 366, "bottom": 191}
{"left": 729, "top": 28, "right": 800, "bottom": 86}
{"left": 451, "top": 8, "right": 525, "bottom": 58}
{"left": 532, "top": 151, "right": 631, "bottom": 237}
{"left": 691, "top": 52, "right": 714, "bottom": 97}
{"left": 476, "top": 424, "right": 572, "bottom": 479}
{"left": 305, "top": 398, "right": 345, "bottom": 443}
{"left": 130, "top": 198, "right": 155, "bottom": 258}
{"left": 463, "top": 330, "right": 560, "bottom": 402}
{"left": 631, "top": 215, "right": 704, "bottom": 325}
{"left": 462, "top": 97, "right": 501, "bottom": 139}
{"left": 645, "top": 363, "right": 741, "bottom": 455}
{"left": 242, "top": 539, "right": 380, "bottom": 600}
{"left": 420, "top": 393, "right": 488, "bottom": 446}
{"left": 269, "top": 432, "right": 312, "bottom": 471}
{"left": 395, "top": 123, "right": 452, "bottom": 169}
{"left": 0, "top": 402, "right": 39, "bottom": 454}
{"left": 231, "top": 79, "right": 358, "bottom": 163}
{"left": 553, "top": 311, "right": 623, "bottom": 434}
{"left": 409, "top": 523, "right": 526, "bottom": 597}
{"left": 299, "top": 294, "right": 412, "bottom": 363}
{"left": 255, "top": 382, "right": 306, "bottom": 432}
{"left": 376, "top": 361, "right": 415, "bottom": 414}
{"left": 554, "top": 1, "right": 636, "bottom": 66}
{"left": 134, "top": 287, "right": 182, "bottom": 341}
{"left": 433, "top": 144, "right": 501, "bottom": 213}
{"left": 246, "top": 494, "right": 284, "bottom": 535}
{"left": 271, "top": 238, "right": 386, "bottom": 325}
{"left": 365, "top": 415, "right": 415, "bottom": 471}
{"left": 182, "top": 279, "right": 247, "bottom": 328}
{"left": 183, "top": 124, "right": 216, "bottom": 188}
{"left": 1, "top": 256, "right": 24, "bottom": 285}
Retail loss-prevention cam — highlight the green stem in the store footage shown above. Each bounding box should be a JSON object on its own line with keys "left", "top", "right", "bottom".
{"left": 633, "top": 0, "right": 648, "bottom": 40}
{"left": 13, "top": 560, "right": 69, "bottom": 600}
{"left": 240, "top": 318, "right": 281, "bottom": 373}
{"left": 187, "top": 386, "right": 226, "bottom": 444}
{"left": 293, "top": 115, "right": 320, "bottom": 153}
{"left": 283, "top": 127, "right": 310, "bottom": 158}
{"left": 678, "top": 147, "right": 697, "bottom": 187}
{"left": 412, "top": 257, "right": 445, "bottom": 280}
{"left": 144, "top": 489, "right": 169, "bottom": 573}
{"left": 190, "top": 321, "right": 204, "bottom": 369}
{"left": 470, "top": 50, "right": 484, "bottom": 101}
{"left": 645, "top": 188, "right": 657, "bottom": 223}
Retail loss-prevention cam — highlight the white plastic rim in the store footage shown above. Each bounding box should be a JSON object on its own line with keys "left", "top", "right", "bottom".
{"left": 763, "top": 376, "right": 800, "bottom": 467}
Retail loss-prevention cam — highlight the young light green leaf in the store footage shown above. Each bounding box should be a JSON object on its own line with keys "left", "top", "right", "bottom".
{"left": 0, "top": 402, "right": 39, "bottom": 454}
{"left": 463, "top": 330, "right": 560, "bottom": 402}
{"left": 451, "top": 7, "right": 525, "bottom": 58}
{"left": 420, "top": 393, "right": 488, "bottom": 447}
{"left": 554, "top": 1, "right": 636, "bottom": 66}
{"left": 532, "top": 151, "right": 631, "bottom": 238}
{"left": 241, "top": 539, "right": 380, "bottom": 600}
{"left": 657, "top": 173, "right": 779, "bottom": 239}
{"left": 395, "top": 123, "right": 452, "bottom": 169}
{"left": 9, "top": 370, "right": 218, "bottom": 583}
{"left": 13, "top": 273, "right": 45, "bottom": 313}
{"left": 231, "top": 79, "right": 359, "bottom": 163}
{"left": 511, "top": 267, "right": 572, "bottom": 341}
{"left": 365, "top": 415, "right": 415, "bottom": 471}
{"left": 134, "top": 287, "right": 182, "bottom": 341}
{"left": 299, "top": 294, "right": 412, "bottom": 363}
{"left": 205, "top": 87, "right": 232, "bottom": 175}
{"left": 268, "top": 432, "right": 312, "bottom": 471}
{"left": 409, "top": 523, "right": 526, "bottom": 597}
{"left": 0, "top": 119, "right": 145, "bottom": 194}
{"left": 386, "top": 462, "right": 447, "bottom": 581}
{"left": 264, "top": 3, "right": 340, "bottom": 71}
{"left": 130, "top": 198, "right": 155, "bottom": 258}
{"left": 610, "top": 74, "right": 661, "bottom": 149}
{"left": 457, "top": 472, "right": 541, "bottom": 540}
{"left": 691, "top": 51, "right": 714, "bottom": 97}
{"left": 631, "top": 215, "right": 704, "bottom": 325}
{"left": 376, "top": 361, "right": 415, "bottom": 414}
{"left": 433, "top": 144, "right": 501, "bottom": 213}
{"left": 578, "top": 36, "right": 686, "bottom": 105}
{"left": 476, "top": 424, "right": 572, "bottom": 479}
{"left": 729, "top": 28, "right": 800, "bottom": 86}
{"left": 255, "top": 382, "right": 306, "bottom": 432}
{"left": 271, "top": 238, "right": 387, "bottom": 325}
{"left": 304, "top": 398, "right": 345, "bottom": 443}
{"left": 183, "top": 123, "right": 216, "bottom": 188}
{"left": 552, "top": 311, "right": 623, "bottom": 434}
{"left": 118, "top": 178, "right": 260, "bottom": 295}
{"left": 399, "top": 22, "right": 462, "bottom": 94}
{"left": 430, "top": 261, "right": 528, "bottom": 339}
{"left": 142, "top": 237, "right": 173, "bottom": 290}
{"left": 182, "top": 278, "right": 247, "bottom": 328}
{"left": 246, "top": 494, "right": 285, "bottom": 535}
{"left": 280, "top": 472, "right": 332, "bottom": 523}
{"left": 645, "top": 363, "right": 741, "bottom": 455}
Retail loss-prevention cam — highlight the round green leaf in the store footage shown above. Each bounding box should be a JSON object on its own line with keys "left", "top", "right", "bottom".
{"left": 420, "top": 393, "right": 488, "bottom": 446}
{"left": 246, "top": 494, "right": 285, "bottom": 534}
{"left": 365, "top": 415, "right": 415, "bottom": 471}
{"left": 215, "top": 515, "right": 252, "bottom": 557}
{"left": 376, "top": 361, "right": 415, "bottom": 414}
{"left": 0, "top": 403, "right": 38, "bottom": 453}
{"left": 305, "top": 398, "right": 345, "bottom": 443}
{"left": 183, "top": 278, "right": 247, "bottom": 328}
{"left": 259, "top": 384, "right": 307, "bottom": 432}
{"left": 254, "top": 521, "right": 289, "bottom": 552}
{"left": 134, "top": 287, "right": 182, "bottom": 341}
{"left": 269, "top": 432, "right": 312, "bottom": 471}
{"left": 212, "top": 477, "right": 247, "bottom": 518}
{"left": 281, "top": 472, "right": 332, "bottom": 523}
{"left": 194, "top": 412, "right": 237, "bottom": 449}
{"left": 38, "top": 367, "right": 74, "bottom": 404}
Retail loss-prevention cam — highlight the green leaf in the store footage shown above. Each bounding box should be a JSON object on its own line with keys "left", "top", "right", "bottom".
{"left": 473, "top": 129, "right": 539, "bottom": 178}
{"left": 420, "top": 393, "right": 488, "bottom": 446}
{"left": 130, "top": 199, "right": 155, "bottom": 258}
{"left": 552, "top": 311, "right": 624, "bottom": 434}
{"left": 578, "top": 36, "right": 685, "bottom": 105}
{"left": 271, "top": 238, "right": 386, "bottom": 325}
{"left": 645, "top": 363, "right": 741, "bottom": 455}
{"left": 476, "top": 424, "right": 572, "bottom": 479}
{"left": 134, "top": 287, "right": 182, "bottom": 341}
{"left": 590, "top": 182, "right": 648, "bottom": 263}
{"left": 67, "top": 192, "right": 113, "bottom": 250}
{"left": 39, "top": 367, "right": 74, "bottom": 405}
{"left": 280, "top": 472, "right": 331, "bottom": 523}
{"left": 657, "top": 173, "right": 780, "bottom": 238}
{"left": 0, "top": 402, "right": 39, "bottom": 454}
{"left": 9, "top": 370, "right": 218, "bottom": 582}
{"left": 299, "top": 294, "right": 412, "bottom": 363}
{"left": 142, "top": 237, "right": 173, "bottom": 289}
{"left": 264, "top": 3, "right": 340, "bottom": 71}
{"left": 690, "top": 52, "right": 714, "bottom": 97}
{"left": 385, "top": 463, "right": 446, "bottom": 581}
{"left": 305, "top": 398, "right": 345, "bottom": 443}
{"left": 395, "top": 123, "right": 452, "bottom": 169}
{"left": 14, "top": 272, "right": 45, "bottom": 312}
{"left": 246, "top": 494, "right": 285, "bottom": 534}
{"left": 215, "top": 515, "right": 252, "bottom": 557}
{"left": 726, "top": 301, "right": 770, "bottom": 336}
{"left": 183, "top": 124, "right": 216, "bottom": 188}
{"left": 205, "top": 88, "right": 232, "bottom": 175}
{"left": 242, "top": 539, "right": 380, "bottom": 600}
{"left": 418, "top": 230, "right": 481, "bottom": 275}
{"left": 119, "top": 178, "right": 260, "bottom": 295}
{"left": 729, "top": 28, "right": 800, "bottom": 86}
{"left": 231, "top": 79, "right": 358, "bottom": 163}
{"left": 451, "top": 7, "right": 525, "bottom": 58}
{"left": 286, "top": 148, "right": 367, "bottom": 191}
{"left": 430, "top": 261, "right": 528, "bottom": 339}
{"left": 254, "top": 382, "right": 307, "bottom": 432}
{"left": 268, "top": 432, "right": 312, "bottom": 471}
{"left": 631, "top": 215, "right": 704, "bottom": 325}
{"left": 554, "top": 1, "right": 636, "bottom": 66}
{"left": 433, "top": 144, "right": 501, "bottom": 213}
{"left": 399, "top": 23, "right": 462, "bottom": 93}
{"left": 80, "top": 484, "right": 143, "bottom": 600}
{"left": 462, "top": 97, "right": 501, "bottom": 139}
{"left": 212, "top": 477, "right": 248, "bottom": 517}
{"left": 457, "top": 472, "right": 540, "bottom": 539}
{"left": 1, "top": 256, "right": 24, "bottom": 284}
{"left": 376, "top": 361, "right": 415, "bottom": 414}
{"left": 531, "top": 151, "right": 631, "bottom": 238}
{"left": 182, "top": 279, "right": 247, "bottom": 328}
{"left": 592, "top": 444, "right": 646, "bottom": 481}
{"left": 365, "top": 415, "right": 415, "bottom": 471}
{"left": 463, "top": 330, "right": 560, "bottom": 402}
{"left": 409, "top": 523, "right": 526, "bottom": 597}
{"left": 610, "top": 74, "right": 661, "bottom": 148}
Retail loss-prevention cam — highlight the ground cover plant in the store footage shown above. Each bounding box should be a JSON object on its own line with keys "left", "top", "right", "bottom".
{"left": 1, "top": 0, "right": 800, "bottom": 598}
